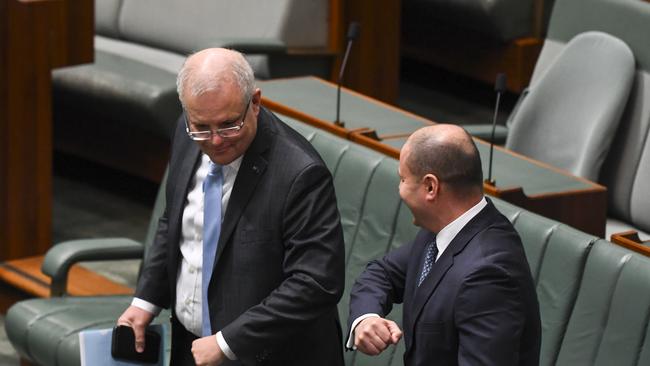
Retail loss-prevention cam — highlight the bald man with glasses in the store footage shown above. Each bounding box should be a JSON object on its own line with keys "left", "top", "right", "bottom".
{"left": 117, "top": 48, "right": 345, "bottom": 366}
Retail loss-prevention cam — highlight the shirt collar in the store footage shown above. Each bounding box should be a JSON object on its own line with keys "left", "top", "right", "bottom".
{"left": 201, "top": 154, "right": 243, "bottom": 176}
{"left": 435, "top": 196, "right": 487, "bottom": 259}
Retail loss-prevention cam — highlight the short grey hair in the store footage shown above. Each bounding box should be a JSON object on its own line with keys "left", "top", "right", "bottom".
{"left": 176, "top": 49, "right": 255, "bottom": 108}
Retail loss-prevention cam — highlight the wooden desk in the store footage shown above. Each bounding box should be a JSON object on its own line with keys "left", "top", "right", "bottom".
{"left": 0, "top": 0, "right": 93, "bottom": 260}
{"left": 259, "top": 76, "right": 607, "bottom": 237}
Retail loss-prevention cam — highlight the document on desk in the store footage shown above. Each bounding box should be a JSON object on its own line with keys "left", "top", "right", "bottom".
{"left": 79, "top": 325, "right": 165, "bottom": 366}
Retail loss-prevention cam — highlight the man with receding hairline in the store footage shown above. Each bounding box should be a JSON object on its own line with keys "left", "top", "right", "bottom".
{"left": 117, "top": 48, "right": 345, "bottom": 366}
{"left": 347, "top": 124, "right": 541, "bottom": 366}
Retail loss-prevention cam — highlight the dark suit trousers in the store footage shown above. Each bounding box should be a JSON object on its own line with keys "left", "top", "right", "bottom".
{"left": 171, "top": 316, "right": 198, "bottom": 365}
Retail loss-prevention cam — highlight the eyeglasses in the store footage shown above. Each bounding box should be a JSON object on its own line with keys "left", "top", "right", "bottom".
{"left": 184, "top": 99, "right": 251, "bottom": 140}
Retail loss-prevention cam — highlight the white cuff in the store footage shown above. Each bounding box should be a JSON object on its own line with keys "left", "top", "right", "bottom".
{"left": 217, "top": 331, "right": 237, "bottom": 360}
{"left": 346, "top": 313, "right": 381, "bottom": 350}
{"left": 131, "top": 298, "right": 162, "bottom": 316}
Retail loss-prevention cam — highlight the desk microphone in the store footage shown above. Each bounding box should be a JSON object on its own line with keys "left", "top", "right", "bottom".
{"left": 335, "top": 21, "right": 360, "bottom": 127}
{"left": 486, "top": 73, "right": 506, "bottom": 186}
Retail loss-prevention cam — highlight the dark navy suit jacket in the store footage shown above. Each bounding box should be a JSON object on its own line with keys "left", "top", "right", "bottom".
{"left": 349, "top": 199, "right": 541, "bottom": 366}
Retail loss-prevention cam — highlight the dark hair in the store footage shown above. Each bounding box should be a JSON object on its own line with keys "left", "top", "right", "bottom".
{"left": 406, "top": 128, "right": 483, "bottom": 195}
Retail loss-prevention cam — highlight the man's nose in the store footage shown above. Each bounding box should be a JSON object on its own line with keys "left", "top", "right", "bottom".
{"left": 209, "top": 132, "right": 224, "bottom": 145}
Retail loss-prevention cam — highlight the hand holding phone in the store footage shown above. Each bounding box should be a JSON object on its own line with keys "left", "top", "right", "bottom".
{"left": 111, "top": 325, "right": 160, "bottom": 364}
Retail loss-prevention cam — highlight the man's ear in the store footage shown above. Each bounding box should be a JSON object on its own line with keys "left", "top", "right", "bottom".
{"left": 423, "top": 174, "right": 439, "bottom": 200}
{"left": 251, "top": 88, "right": 262, "bottom": 113}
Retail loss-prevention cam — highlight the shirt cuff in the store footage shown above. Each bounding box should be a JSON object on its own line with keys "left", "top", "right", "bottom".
{"left": 131, "top": 298, "right": 162, "bottom": 316}
{"left": 346, "top": 313, "right": 381, "bottom": 350}
{"left": 217, "top": 331, "right": 237, "bottom": 360}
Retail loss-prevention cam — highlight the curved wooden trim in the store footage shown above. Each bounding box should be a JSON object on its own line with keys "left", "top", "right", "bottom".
{"left": 261, "top": 97, "right": 349, "bottom": 138}
{"left": 349, "top": 131, "right": 400, "bottom": 159}
{"left": 611, "top": 231, "right": 650, "bottom": 257}
{"left": 260, "top": 76, "right": 606, "bottom": 236}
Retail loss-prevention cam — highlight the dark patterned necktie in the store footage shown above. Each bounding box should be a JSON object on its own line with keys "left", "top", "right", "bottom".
{"left": 417, "top": 240, "right": 438, "bottom": 287}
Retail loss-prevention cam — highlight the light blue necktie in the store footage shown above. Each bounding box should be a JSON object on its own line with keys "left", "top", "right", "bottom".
{"left": 417, "top": 239, "right": 438, "bottom": 287}
{"left": 202, "top": 161, "right": 223, "bottom": 336}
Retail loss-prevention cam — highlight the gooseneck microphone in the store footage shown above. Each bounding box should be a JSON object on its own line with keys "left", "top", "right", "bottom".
{"left": 486, "top": 73, "right": 507, "bottom": 186}
{"left": 335, "top": 22, "right": 360, "bottom": 127}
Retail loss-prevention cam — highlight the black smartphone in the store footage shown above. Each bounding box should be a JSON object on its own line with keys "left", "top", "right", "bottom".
{"left": 111, "top": 325, "right": 161, "bottom": 364}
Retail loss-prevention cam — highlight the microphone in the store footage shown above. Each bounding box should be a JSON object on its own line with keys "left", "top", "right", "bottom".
{"left": 335, "top": 21, "right": 360, "bottom": 127}
{"left": 485, "top": 73, "right": 507, "bottom": 186}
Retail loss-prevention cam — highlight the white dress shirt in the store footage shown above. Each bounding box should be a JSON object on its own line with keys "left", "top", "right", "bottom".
{"left": 132, "top": 153, "right": 242, "bottom": 360}
{"left": 346, "top": 197, "right": 488, "bottom": 349}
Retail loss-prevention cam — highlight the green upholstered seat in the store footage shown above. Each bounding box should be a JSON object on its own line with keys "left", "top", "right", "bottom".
{"left": 505, "top": 31, "right": 635, "bottom": 181}
{"left": 6, "top": 169, "right": 169, "bottom": 366}
{"left": 526, "top": 0, "right": 650, "bottom": 236}
{"left": 8, "top": 115, "right": 650, "bottom": 366}
{"left": 555, "top": 240, "right": 650, "bottom": 366}
{"left": 5, "top": 298, "right": 171, "bottom": 366}
{"left": 53, "top": 0, "right": 333, "bottom": 181}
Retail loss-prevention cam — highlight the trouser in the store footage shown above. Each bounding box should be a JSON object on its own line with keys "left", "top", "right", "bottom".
{"left": 170, "top": 315, "right": 199, "bottom": 365}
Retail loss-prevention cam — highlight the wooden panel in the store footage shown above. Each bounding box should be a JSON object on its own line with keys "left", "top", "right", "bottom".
{"left": 402, "top": 35, "right": 543, "bottom": 93}
{"left": 1, "top": 0, "right": 57, "bottom": 260}
{"left": 0, "top": 0, "right": 93, "bottom": 260}
{"left": 342, "top": 0, "right": 400, "bottom": 104}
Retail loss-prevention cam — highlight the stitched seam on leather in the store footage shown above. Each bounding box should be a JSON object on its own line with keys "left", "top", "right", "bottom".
{"left": 344, "top": 156, "right": 382, "bottom": 268}
{"left": 591, "top": 252, "right": 632, "bottom": 365}
{"left": 24, "top": 307, "right": 70, "bottom": 361}
{"left": 550, "top": 236, "right": 599, "bottom": 366}
{"left": 534, "top": 224, "right": 557, "bottom": 288}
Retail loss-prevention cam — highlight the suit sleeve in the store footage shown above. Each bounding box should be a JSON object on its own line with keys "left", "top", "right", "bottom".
{"left": 134, "top": 118, "right": 186, "bottom": 309}
{"left": 221, "top": 163, "right": 345, "bottom": 361}
{"left": 347, "top": 234, "right": 415, "bottom": 333}
{"left": 134, "top": 211, "right": 172, "bottom": 308}
{"left": 455, "top": 256, "right": 527, "bottom": 366}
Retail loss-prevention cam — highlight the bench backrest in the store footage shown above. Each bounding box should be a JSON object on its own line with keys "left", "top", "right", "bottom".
{"left": 555, "top": 239, "right": 650, "bottom": 366}
{"left": 285, "top": 115, "right": 650, "bottom": 366}
{"left": 530, "top": 0, "right": 650, "bottom": 232}
{"left": 95, "top": 0, "right": 330, "bottom": 54}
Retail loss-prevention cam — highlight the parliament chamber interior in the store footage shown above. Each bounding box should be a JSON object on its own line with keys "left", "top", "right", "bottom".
{"left": 2, "top": 0, "right": 650, "bottom": 365}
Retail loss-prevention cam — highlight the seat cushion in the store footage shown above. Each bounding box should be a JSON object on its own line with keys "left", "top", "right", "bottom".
{"left": 5, "top": 297, "right": 170, "bottom": 366}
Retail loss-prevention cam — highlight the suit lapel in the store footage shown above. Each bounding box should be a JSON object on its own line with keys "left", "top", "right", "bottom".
{"left": 169, "top": 139, "right": 201, "bottom": 294}
{"left": 408, "top": 243, "right": 454, "bottom": 335}
{"left": 213, "top": 112, "right": 272, "bottom": 267}
{"left": 406, "top": 200, "right": 495, "bottom": 354}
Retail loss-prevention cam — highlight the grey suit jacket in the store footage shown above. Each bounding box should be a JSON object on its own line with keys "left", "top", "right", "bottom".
{"left": 349, "top": 199, "right": 541, "bottom": 366}
{"left": 136, "top": 107, "right": 345, "bottom": 365}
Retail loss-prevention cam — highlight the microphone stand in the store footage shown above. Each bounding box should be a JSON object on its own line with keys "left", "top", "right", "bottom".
{"left": 335, "top": 22, "right": 360, "bottom": 127}
{"left": 486, "top": 73, "right": 507, "bottom": 186}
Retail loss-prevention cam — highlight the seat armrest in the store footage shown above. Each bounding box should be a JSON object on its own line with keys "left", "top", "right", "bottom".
{"left": 209, "top": 38, "right": 287, "bottom": 54}
{"left": 42, "top": 238, "right": 144, "bottom": 296}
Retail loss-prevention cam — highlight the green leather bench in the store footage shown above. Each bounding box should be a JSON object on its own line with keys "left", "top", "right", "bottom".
{"left": 7, "top": 116, "right": 650, "bottom": 365}
{"left": 54, "top": 0, "right": 334, "bottom": 181}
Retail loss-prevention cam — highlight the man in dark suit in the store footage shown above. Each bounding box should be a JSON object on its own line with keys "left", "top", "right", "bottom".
{"left": 117, "top": 48, "right": 345, "bottom": 366}
{"left": 347, "top": 124, "right": 541, "bottom": 365}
